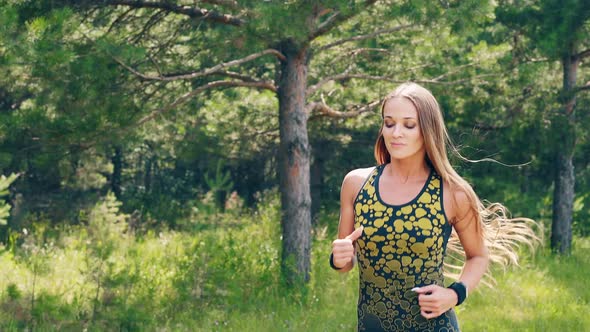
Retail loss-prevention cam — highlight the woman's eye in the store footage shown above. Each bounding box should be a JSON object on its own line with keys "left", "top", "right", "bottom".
{"left": 384, "top": 121, "right": 416, "bottom": 129}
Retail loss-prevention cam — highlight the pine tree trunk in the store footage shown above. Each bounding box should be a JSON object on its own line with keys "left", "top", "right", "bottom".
{"left": 551, "top": 53, "right": 578, "bottom": 254}
{"left": 277, "top": 39, "right": 311, "bottom": 284}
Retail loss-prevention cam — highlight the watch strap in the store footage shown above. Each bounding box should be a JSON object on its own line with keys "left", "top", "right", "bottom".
{"left": 329, "top": 252, "right": 343, "bottom": 270}
{"left": 448, "top": 281, "right": 468, "bottom": 306}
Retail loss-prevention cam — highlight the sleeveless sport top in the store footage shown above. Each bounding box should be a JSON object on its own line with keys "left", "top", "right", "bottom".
{"left": 354, "top": 164, "right": 460, "bottom": 331}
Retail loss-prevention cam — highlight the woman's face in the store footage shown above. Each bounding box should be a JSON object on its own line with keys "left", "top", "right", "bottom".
{"left": 381, "top": 97, "right": 425, "bottom": 161}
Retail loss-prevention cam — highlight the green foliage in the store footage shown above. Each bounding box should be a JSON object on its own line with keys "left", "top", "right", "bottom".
{"left": 5, "top": 283, "right": 21, "bottom": 301}
{"left": 497, "top": 0, "right": 590, "bottom": 59}
{"left": 83, "top": 192, "right": 128, "bottom": 259}
{"left": 204, "top": 159, "right": 234, "bottom": 211}
{"left": 0, "top": 191, "right": 281, "bottom": 330}
{"left": 573, "top": 192, "right": 590, "bottom": 236}
{"left": 0, "top": 174, "right": 18, "bottom": 225}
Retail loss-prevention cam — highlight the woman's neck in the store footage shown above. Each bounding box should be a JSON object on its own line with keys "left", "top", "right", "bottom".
{"left": 386, "top": 158, "right": 430, "bottom": 184}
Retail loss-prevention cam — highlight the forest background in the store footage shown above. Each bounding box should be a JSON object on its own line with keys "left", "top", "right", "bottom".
{"left": 0, "top": 0, "right": 589, "bottom": 331}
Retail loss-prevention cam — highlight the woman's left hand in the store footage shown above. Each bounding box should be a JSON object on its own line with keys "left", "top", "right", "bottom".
{"left": 413, "top": 284, "right": 458, "bottom": 319}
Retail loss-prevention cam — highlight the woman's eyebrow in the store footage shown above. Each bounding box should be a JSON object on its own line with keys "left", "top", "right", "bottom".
{"left": 383, "top": 116, "right": 416, "bottom": 119}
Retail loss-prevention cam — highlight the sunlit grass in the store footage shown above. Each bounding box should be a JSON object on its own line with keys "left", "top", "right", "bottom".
{"left": 191, "top": 212, "right": 590, "bottom": 332}
{"left": 459, "top": 237, "right": 590, "bottom": 332}
{"left": 189, "top": 212, "right": 590, "bottom": 332}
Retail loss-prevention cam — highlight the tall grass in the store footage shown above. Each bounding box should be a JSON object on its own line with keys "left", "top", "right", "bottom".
{"left": 0, "top": 192, "right": 588, "bottom": 331}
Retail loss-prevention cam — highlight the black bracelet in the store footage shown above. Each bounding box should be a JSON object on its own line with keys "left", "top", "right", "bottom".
{"left": 329, "top": 253, "right": 343, "bottom": 270}
{"left": 448, "top": 281, "right": 468, "bottom": 306}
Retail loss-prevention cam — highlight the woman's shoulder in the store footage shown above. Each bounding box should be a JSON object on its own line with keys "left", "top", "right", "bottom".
{"left": 443, "top": 180, "right": 471, "bottom": 201}
{"left": 345, "top": 166, "right": 377, "bottom": 180}
{"left": 442, "top": 178, "right": 476, "bottom": 225}
{"left": 341, "top": 166, "right": 377, "bottom": 196}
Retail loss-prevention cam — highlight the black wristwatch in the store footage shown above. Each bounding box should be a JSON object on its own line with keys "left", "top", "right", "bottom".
{"left": 448, "top": 281, "right": 468, "bottom": 306}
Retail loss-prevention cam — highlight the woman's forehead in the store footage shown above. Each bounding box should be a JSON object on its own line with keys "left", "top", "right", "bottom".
{"left": 383, "top": 97, "right": 418, "bottom": 118}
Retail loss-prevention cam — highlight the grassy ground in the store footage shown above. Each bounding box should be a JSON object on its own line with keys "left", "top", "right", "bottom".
{"left": 197, "top": 237, "right": 590, "bottom": 332}
{"left": 0, "top": 194, "right": 588, "bottom": 331}
{"left": 458, "top": 237, "right": 590, "bottom": 332}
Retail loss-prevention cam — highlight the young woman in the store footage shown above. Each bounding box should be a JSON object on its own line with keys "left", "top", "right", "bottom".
{"left": 330, "top": 82, "right": 538, "bottom": 331}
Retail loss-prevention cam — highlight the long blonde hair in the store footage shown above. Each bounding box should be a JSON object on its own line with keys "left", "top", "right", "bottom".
{"left": 374, "top": 82, "right": 541, "bottom": 284}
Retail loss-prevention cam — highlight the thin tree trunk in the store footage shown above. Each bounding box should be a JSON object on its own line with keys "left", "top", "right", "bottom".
{"left": 310, "top": 138, "right": 327, "bottom": 224}
{"left": 144, "top": 143, "right": 154, "bottom": 194}
{"left": 551, "top": 52, "right": 578, "bottom": 254}
{"left": 277, "top": 39, "right": 311, "bottom": 284}
{"left": 145, "top": 158, "right": 152, "bottom": 194}
{"left": 551, "top": 150, "right": 574, "bottom": 253}
{"left": 112, "top": 146, "right": 122, "bottom": 199}
{"left": 310, "top": 154, "right": 323, "bottom": 224}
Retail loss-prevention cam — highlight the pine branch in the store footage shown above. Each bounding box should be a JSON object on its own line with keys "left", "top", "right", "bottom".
{"left": 112, "top": 49, "right": 285, "bottom": 81}
{"left": 137, "top": 80, "right": 277, "bottom": 125}
{"left": 307, "top": 72, "right": 500, "bottom": 96}
{"left": 317, "top": 24, "right": 415, "bottom": 51}
{"left": 307, "top": 0, "right": 379, "bottom": 42}
{"left": 200, "top": 0, "right": 239, "bottom": 9}
{"left": 91, "top": 0, "right": 244, "bottom": 26}
{"left": 576, "top": 49, "right": 590, "bottom": 59}
{"left": 309, "top": 10, "right": 342, "bottom": 40}
{"left": 131, "top": 9, "right": 169, "bottom": 43}
{"left": 306, "top": 99, "right": 381, "bottom": 119}
{"left": 11, "top": 79, "right": 270, "bottom": 157}
{"left": 307, "top": 68, "right": 352, "bottom": 95}
{"left": 575, "top": 82, "right": 590, "bottom": 93}
{"left": 308, "top": 62, "right": 434, "bottom": 95}
{"left": 307, "top": 73, "right": 404, "bottom": 96}
{"left": 214, "top": 71, "right": 267, "bottom": 83}
{"left": 325, "top": 48, "right": 397, "bottom": 68}
{"left": 430, "top": 63, "right": 475, "bottom": 81}
{"left": 106, "top": 7, "right": 135, "bottom": 34}
{"left": 348, "top": 47, "right": 391, "bottom": 55}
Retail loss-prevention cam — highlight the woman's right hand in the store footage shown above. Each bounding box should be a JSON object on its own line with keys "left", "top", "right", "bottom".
{"left": 331, "top": 226, "right": 364, "bottom": 269}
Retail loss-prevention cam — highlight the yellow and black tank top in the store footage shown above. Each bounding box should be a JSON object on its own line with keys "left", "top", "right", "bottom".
{"left": 354, "top": 164, "right": 460, "bottom": 332}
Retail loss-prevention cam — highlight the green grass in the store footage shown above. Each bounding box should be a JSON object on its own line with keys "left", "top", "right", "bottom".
{"left": 458, "top": 238, "right": 590, "bottom": 332}
{"left": 193, "top": 237, "right": 590, "bottom": 332}
{"left": 0, "top": 194, "right": 588, "bottom": 331}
